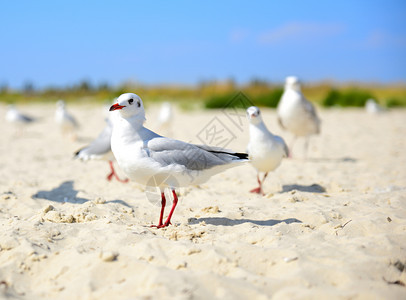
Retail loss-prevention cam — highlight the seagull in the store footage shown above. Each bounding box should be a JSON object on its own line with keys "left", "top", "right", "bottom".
{"left": 277, "top": 76, "right": 320, "bottom": 157}
{"left": 157, "top": 102, "right": 173, "bottom": 128}
{"left": 365, "top": 98, "right": 383, "bottom": 114}
{"left": 6, "top": 104, "right": 35, "bottom": 124}
{"left": 5, "top": 104, "right": 35, "bottom": 135}
{"left": 246, "top": 106, "right": 288, "bottom": 195}
{"left": 109, "top": 93, "right": 248, "bottom": 228}
{"left": 74, "top": 115, "right": 128, "bottom": 183}
{"left": 55, "top": 100, "right": 79, "bottom": 139}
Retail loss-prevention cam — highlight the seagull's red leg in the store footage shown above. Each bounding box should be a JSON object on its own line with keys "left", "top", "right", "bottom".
{"left": 106, "top": 161, "right": 115, "bottom": 181}
{"left": 250, "top": 173, "right": 262, "bottom": 194}
{"left": 107, "top": 161, "right": 129, "bottom": 183}
{"left": 259, "top": 172, "right": 268, "bottom": 195}
{"left": 161, "top": 189, "right": 178, "bottom": 228}
{"left": 151, "top": 192, "right": 166, "bottom": 228}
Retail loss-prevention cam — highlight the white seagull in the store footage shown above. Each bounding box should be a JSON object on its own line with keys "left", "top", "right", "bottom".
{"left": 247, "top": 106, "right": 289, "bottom": 195}
{"left": 109, "top": 93, "right": 248, "bottom": 228}
{"left": 6, "top": 104, "right": 35, "bottom": 124}
{"left": 277, "top": 76, "right": 320, "bottom": 157}
{"left": 6, "top": 104, "right": 35, "bottom": 135}
{"left": 157, "top": 101, "right": 173, "bottom": 128}
{"left": 55, "top": 100, "right": 79, "bottom": 139}
{"left": 365, "top": 98, "right": 383, "bottom": 114}
{"left": 74, "top": 115, "right": 128, "bottom": 183}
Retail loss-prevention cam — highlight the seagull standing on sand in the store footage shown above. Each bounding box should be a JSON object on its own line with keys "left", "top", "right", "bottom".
{"left": 365, "top": 99, "right": 383, "bottom": 114}
{"left": 6, "top": 104, "right": 35, "bottom": 125}
{"left": 247, "top": 106, "right": 288, "bottom": 195}
{"left": 109, "top": 93, "right": 248, "bottom": 228}
{"left": 277, "top": 76, "right": 320, "bottom": 157}
{"left": 74, "top": 115, "right": 128, "bottom": 183}
{"left": 55, "top": 100, "right": 79, "bottom": 139}
{"left": 6, "top": 104, "right": 35, "bottom": 135}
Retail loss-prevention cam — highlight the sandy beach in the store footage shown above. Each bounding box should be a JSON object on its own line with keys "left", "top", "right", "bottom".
{"left": 0, "top": 102, "right": 405, "bottom": 299}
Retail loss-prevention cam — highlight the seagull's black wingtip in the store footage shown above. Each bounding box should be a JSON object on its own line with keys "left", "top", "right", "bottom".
{"left": 207, "top": 150, "right": 249, "bottom": 160}
{"left": 73, "top": 147, "right": 84, "bottom": 158}
{"left": 233, "top": 152, "right": 249, "bottom": 160}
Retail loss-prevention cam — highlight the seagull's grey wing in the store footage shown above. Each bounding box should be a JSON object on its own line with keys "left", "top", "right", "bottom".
{"left": 277, "top": 116, "right": 286, "bottom": 130}
{"left": 147, "top": 138, "right": 247, "bottom": 171}
{"left": 66, "top": 112, "right": 79, "bottom": 127}
{"left": 302, "top": 97, "right": 321, "bottom": 133}
{"left": 20, "top": 114, "right": 35, "bottom": 123}
{"left": 302, "top": 97, "right": 320, "bottom": 121}
{"left": 75, "top": 122, "right": 112, "bottom": 159}
{"left": 303, "top": 99, "right": 318, "bottom": 118}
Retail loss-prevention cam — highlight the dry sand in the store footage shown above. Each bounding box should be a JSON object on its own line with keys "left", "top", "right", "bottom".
{"left": 0, "top": 102, "right": 405, "bottom": 299}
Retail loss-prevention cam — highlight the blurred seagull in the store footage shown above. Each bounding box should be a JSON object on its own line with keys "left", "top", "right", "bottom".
{"left": 109, "top": 93, "right": 248, "bottom": 228}
{"left": 6, "top": 104, "right": 35, "bottom": 135}
{"left": 156, "top": 101, "right": 173, "bottom": 135}
{"left": 365, "top": 98, "right": 383, "bottom": 114}
{"left": 55, "top": 100, "right": 79, "bottom": 140}
{"left": 74, "top": 115, "right": 128, "bottom": 183}
{"left": 277, "top": 76, "right": 320, "bottom": 157}
{"left": 247, "top": 106, "right": 288, "bottom": 195}
{"left": 158, "top": 102, "right": 173, "bottom": 126}
{"left": 6, "top": 104, "right": 35, "bottom": 124}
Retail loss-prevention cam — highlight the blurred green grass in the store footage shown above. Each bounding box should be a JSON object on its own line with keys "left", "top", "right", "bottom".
{"left": 1, "top": 79, "right": 405, "bottom": 108}
{"left": 322, "top": 89, "right": 375, "bottom": 107}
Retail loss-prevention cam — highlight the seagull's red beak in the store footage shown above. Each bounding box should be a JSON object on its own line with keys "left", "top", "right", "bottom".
{"left": 109, "top": 103, "right": 126, "bottom": 111}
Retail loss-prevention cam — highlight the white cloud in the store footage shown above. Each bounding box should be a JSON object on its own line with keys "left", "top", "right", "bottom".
{"left": 258, "top": 22, "right": 345, "bottom": 44}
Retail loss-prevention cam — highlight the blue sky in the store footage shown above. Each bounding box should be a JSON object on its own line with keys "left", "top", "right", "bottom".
{"left": 1, "top": 0, "right": 405, "bottom": 89}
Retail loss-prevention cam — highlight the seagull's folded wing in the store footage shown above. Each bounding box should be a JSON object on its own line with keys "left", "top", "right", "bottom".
{"left": 303, "top": 98, "right": 320, "bottom": 122}
{"left": 75, "top": 122, "right": 112, "bottom": 159}
{"left": 66, "top": 113, "right": 79, "bottom": 127}
{"left": 147, "top": 137, "right": 247, "bottom": 171}
{"left": 21, "top": 114, "right": 35, "bottom": 123}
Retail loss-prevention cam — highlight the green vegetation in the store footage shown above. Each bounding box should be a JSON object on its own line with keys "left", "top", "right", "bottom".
{"left": 204, "top": 89, "right": 283, "bottom": 109}
{"left": 252, "top": 88, "right": 284, "bottom": 108}
{"left": 204, "top": 93, "right": 236, "bottom": 109}
{"left": 386, "top": 97, "right": 406, "bottom": 108}
{"left": 322, "top": 89, "right": 375, "bottom": 107}
{"left": 321, "top": 88, "right": 406, "bottom": 108}
{"left": 1, "top": 79, "right": 405, "bottom": 108}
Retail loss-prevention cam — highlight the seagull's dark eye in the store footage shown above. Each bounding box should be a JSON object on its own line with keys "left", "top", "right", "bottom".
{"left": 136, "top": 101, "right": 140, "bottom": 107}
{"left": 128, "top": 99, "right": 134, "bottom": 105}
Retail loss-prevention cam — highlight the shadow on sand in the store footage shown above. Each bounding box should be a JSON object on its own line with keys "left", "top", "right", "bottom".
{"left": 281, "top": 183, "right": 326, "bottom": 193}
{"left": 306, "top": 157, "right": 357, "bottom": 163}
{"left": 32, "top": 180, "right": 132, "bottom": 207}
{"left": 188, "top": 217, "right": 302, "bottom": 227}
{"left": 33, "top": 181, "right": 88, "bottom": 204}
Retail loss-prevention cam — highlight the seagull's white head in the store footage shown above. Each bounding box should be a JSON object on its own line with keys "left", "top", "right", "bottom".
{"left": 285, "top": 76, "right": 301, "bottom": 92}
{"left": 56, "top": 100, "right": 65, "bottom": 108}
{"left": 109, "top": 93, "right": 145, "bottom": 121}
{"left": 246, "top": 106, "right": 263, "bottom": 125}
